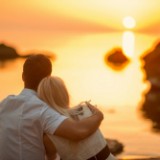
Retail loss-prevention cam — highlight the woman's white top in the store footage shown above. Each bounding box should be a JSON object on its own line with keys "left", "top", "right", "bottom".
{"left": 48, "top": 102, "right": 116, "bottom": 160}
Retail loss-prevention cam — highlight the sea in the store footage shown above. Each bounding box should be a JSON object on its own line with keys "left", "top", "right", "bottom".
{"left": 0, "top": 31, "right": 160, "bottom": 159}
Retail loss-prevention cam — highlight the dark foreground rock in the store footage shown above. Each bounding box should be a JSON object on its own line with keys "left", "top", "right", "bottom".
{"left": 0, "top": 43, "right": 19, "bottom": 60}
{"left": 106, "top": 138, "right": 124, "bottom": 155}
{"left": 140, "top": 42, "right": 160, "bottom": 132}
{"left": 142, "top": 42, "right": 160, "bottom": 83}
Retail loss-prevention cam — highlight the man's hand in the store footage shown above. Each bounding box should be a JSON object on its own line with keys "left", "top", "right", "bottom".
{"left": 85, "top": 101, "right": 104, "bottom": 121}
{"left": 54, "top": 104, "right": 104, "bottom": 141}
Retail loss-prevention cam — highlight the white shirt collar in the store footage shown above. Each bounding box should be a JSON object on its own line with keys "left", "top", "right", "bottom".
{"left": 20, "top": 88, "right": 37, "bottom": 96}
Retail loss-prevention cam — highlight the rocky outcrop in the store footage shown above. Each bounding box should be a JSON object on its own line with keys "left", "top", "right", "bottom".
{"left": 0, "top": 43, "right": 19, "bottom": 61}
{"left": 106, "top": 138, "right": 124, "bottom": 155}
{"left": 141, "top": 90, "right": 160, "bottom": 131}
{"left": 0, "top": 43, "right": 56, "bottom": 63}
{"left": 104, "top": 48, "right": 130, "bottom": 70}
{"left": 141, "top": 42, "right": 160, "bottom": 132}
{"left": 142, "top": 42, "right": 160, "bottom": 85}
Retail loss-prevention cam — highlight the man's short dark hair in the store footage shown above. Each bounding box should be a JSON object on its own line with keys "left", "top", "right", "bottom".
{"left": 23, "top": 54, "right": 52, "bottom": 90}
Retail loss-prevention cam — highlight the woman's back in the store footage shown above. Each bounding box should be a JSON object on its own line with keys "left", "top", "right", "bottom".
{"left": 48, "top": 102, "right": 116, "bottom": 160}
{"left": 38, "top": 76, "right": 117, "bottom": 160}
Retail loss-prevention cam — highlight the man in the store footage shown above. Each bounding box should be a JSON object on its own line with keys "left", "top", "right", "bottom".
{"left": 0, "top": 54, "right": 103, "bottom": 160}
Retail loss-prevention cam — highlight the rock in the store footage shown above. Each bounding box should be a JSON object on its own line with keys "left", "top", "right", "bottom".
{"left": 104, "top": 48, "right": 130, "bottom": 70}
{"left": 141, "top": 42, "right": 160, "bottom": 86}
{"left": 0, "top": 43, "right": 19, "bottom": 61}
{"left": 140, "top": 91, "right": 160, "bottom": 132}
{"left": 0, "top": 43, "right": 56, "bottom": 64}
{"left": 106, "top": 138, "right": 124, "bottom": 155}
{"left": 140, "top": 42, "right": 160, "bottom": 132}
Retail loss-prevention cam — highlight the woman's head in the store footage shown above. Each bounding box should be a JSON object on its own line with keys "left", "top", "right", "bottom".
{"left": 37, "top": 76, "right": 70, "bottom": 114}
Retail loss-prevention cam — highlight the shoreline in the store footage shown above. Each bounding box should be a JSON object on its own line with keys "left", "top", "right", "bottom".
{"left": 118, "top": 158, "right": 160, "bottom": 160}
{"left": 118, "top": 155, "right": 160, "bottom": 160}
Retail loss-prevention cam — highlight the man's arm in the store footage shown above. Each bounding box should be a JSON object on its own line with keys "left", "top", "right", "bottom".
{"left": 54, "top": 105, "right": 103, "bottom": 141}
{"left": 43, "top": 134, "right": 57, "bottom": 160}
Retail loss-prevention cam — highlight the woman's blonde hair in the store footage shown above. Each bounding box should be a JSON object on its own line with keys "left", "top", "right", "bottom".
{"left": 37, "top": 76, "right": 70, "bottom": 116}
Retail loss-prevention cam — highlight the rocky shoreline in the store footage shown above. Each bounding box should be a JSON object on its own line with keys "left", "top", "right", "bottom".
{"left": 140, "top": 42, "right": 160, "bottom": 132}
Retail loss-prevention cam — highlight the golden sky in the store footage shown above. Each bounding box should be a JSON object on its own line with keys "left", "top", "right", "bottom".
{"left": 1, "top": 0, "right": 160, "bottom": 34}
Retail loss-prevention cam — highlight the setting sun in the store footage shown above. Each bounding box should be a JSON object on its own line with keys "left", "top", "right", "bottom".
{"left": 123, "top": 16, "right": 136, "bottom": 29}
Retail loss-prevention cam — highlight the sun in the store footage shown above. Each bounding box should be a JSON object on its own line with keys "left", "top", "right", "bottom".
{"left": 123, "top": 16, "right": 136, "bottom": 29}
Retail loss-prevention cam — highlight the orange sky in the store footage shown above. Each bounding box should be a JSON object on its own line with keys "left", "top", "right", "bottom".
{"left": 0, "top": 0, "right": 160, "bottom": 52}
{"left": 0, "top": 0, "right": 160, "bottom": 33}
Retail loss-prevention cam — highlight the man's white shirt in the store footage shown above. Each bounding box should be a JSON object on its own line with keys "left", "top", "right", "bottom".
{"left": 0, "top": 88, "right": 67, "bottom": 160}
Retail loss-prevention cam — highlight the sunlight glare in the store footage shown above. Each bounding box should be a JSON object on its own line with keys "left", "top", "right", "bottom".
{"left": 123, "top": 16, "right": 136, "bottom": 29}
{"left": 122, "top": 31, "right": 135, "bottom": 58}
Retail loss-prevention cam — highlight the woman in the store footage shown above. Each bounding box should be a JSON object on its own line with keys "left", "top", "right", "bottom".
{"left": 38, "top": 76, "right": 117, "bottom": 160}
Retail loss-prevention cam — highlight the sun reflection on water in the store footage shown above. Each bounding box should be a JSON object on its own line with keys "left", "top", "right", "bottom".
{"left": 122, "top": 31, "right": 135, "bottom": 58}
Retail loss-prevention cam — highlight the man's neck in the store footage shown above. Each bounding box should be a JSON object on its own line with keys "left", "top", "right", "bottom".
{"left": 24, "top": 85, "right": 37, "bottom": 92}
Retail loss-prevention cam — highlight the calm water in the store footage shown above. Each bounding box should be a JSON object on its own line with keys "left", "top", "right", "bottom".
{"left": 0, "top": 32, "right": 160, "bottom": 158}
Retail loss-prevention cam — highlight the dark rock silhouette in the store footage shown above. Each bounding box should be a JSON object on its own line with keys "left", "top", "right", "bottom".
{"left": 0, "top": 43, "right": 56, "bottom": 65}
{"left": 0, "top": 43, "right": 19, "bottom": 61}
{"left": 140, "top": 42, "right": 160, "bottom": 132}
{"left": 142, "top": 42, "right": 160, "bottom": 85}
{"left": 106, "top": 138, "right": 124, "bottom": 155}
{"left": 104, "top": 48, "right": 130, "bottom": 70}
{"left": 141, "top": 89, "right": 160, "bottom": 132}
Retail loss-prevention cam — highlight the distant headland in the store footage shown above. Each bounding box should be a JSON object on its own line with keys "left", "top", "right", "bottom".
{"left": 0, "top": 43, "right": 55, "bottom": 61}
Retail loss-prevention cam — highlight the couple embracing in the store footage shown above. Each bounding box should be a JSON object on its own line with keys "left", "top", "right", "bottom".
{"left": 0, "top": 54, "right": 117, "bottom": 160}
